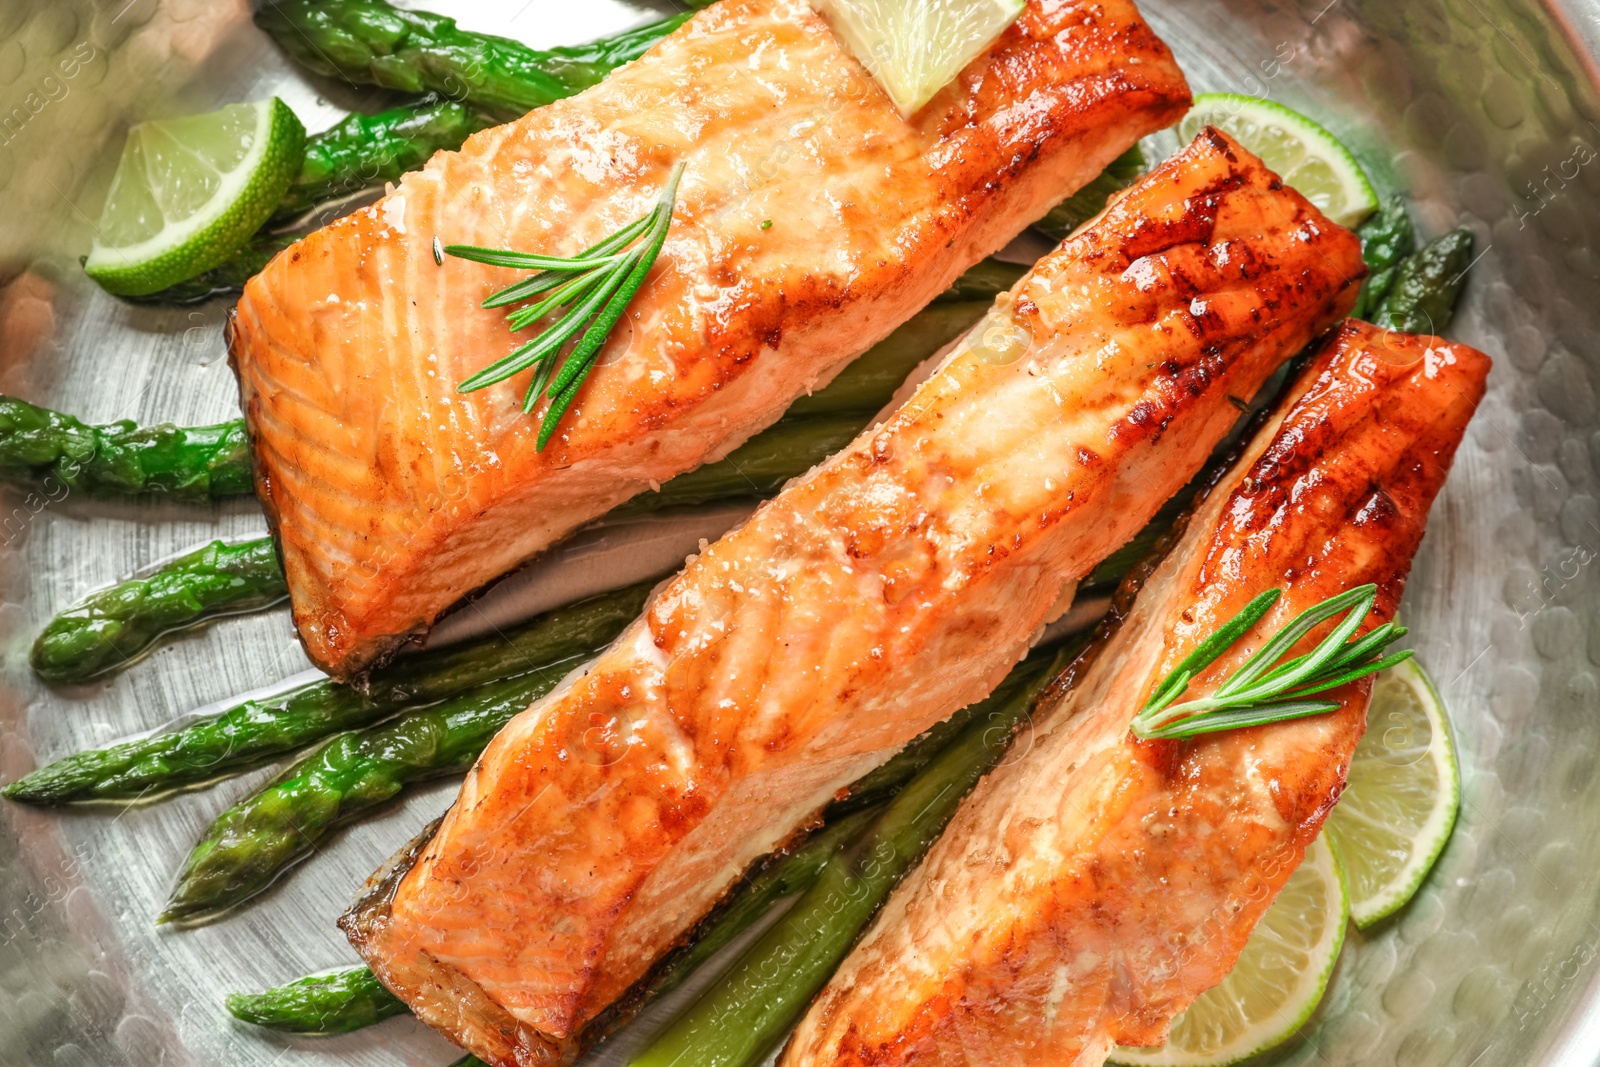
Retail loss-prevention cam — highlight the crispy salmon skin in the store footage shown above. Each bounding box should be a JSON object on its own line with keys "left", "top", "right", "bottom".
{"left": 783, "top": 320, "right": 1490, "bottom": 1067}
{"left": 341, "top": 130, "right": 1363, "bottom": 1067}
{"left": 229, "top": 0, "right": 1191, "bottom": 679}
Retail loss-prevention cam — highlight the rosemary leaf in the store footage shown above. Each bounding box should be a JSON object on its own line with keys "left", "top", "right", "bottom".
{"left": 485, "top": 260, "right": 598, "bottom": 308}
{"left": 1216, "top": 586, "right": 1375, "bottom": 700}
{"left": 483, "top": 211, "right": 656, "bottom": 309}
{"left": 1146, "top": 588, "right": 1280, "bottom": 717}
{"left": 459, "top": 336, "right": 547, "bottom": 391}
{"left": 1255, "top": 622, "right": 1406, "bottom": 690}
{"left": 527, "top": 347, "right": 561, "bottom": 409}
{"left": 444, "top": 162, "right": 685, "bottom": 448}
{"left": 1131, "top": 583, "right": 1409, "bottom": 741}
{"left": 1137, "top": 699, "right": 1343, "bottom": 740}
{"left": 460, "top": 252, "right": 640, "bottom": 393}
{"left": 1267, "top": 649, "right": 1415, "bottom": 701}
{"left": 536, "top": 367, "right": 588, "bottom": 441}
{"left": 442, "top": 245, "right": 624, "bottom": 272}
{"left": 534, "top": 228, "right": 660, "bottom": 440}
{"left": 546, "top": 246, "right": 649, "bottom": 392}
{"left": 506, "top": 269, "right": 611, "bottom": 331}
{"left": 547, "top": 201, "right": 674, "bottom": 400}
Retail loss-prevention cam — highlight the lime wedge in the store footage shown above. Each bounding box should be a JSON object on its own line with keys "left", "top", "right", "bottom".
{"left": 1324, "top": 658, "right": 1460, "bottom": 927}
{"left": 813, "top": 0, "right": 1024, "bottom": 116}
{"left": 1177, "top": 93, "right": 1377, "bottom": 227}
{"left": 1110, "top": 833, "right": 1349, "bottom": 1067}
{"left": 85, "top": 98, "right": 305, "bottom": 296}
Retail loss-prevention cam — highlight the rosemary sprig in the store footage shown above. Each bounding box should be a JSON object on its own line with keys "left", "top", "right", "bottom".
{"left": 442, "top": 162, "right": 685, "bottom": 449}
{"left": 1131, "top": 583, "right": 1412, "bottom": 741}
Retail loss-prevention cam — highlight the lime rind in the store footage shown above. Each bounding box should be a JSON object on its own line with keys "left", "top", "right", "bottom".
{"left": 814, "top": 0, "right": 1025, "bottom": 116}
{"left": 1177, "top": 92, "right": 1378, "bottom": 227}
{"left": 1325, "top": 657, "right": 1460, "bottom": 928}
{"left": 1109, "top": 833, "right": 1349, "bottom": 1067}
{"left": 85, "top": 97, "right": 305, "bottom": 297}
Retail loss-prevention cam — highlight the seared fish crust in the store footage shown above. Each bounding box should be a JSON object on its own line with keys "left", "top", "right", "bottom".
{"left": 230, "top": 0, "right": 1191, "bottom": 679}
{"left": 783, "top": 320, "right": 1490, "bottom": 1067}
{"left": 341, "top": 130, "right": 1363, "bottom": 1067}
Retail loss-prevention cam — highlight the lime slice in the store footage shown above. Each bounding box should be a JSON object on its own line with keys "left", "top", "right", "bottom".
{"left": 85, "top": 98, "right": 305, "bottom": 296}
{"left": 1177, "top": 93, "right": 1377, "bottom": 227}
{"left": 1324, "top": 658, "right": 1460, "bottom": 927}
{"left": 1110, "top": 833, "right": 1349, "bottom": 1067}
{"left": 813, "top": 0, "right": 1024, "bottom": 116}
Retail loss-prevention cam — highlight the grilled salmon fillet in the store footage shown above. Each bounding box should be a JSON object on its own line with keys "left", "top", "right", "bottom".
{"left": 228, "top": 0, "right": 1191, "bottom": 680}
{"left": 783, "top": 320, "right": 1490, "bottom": 1067}
{"left": 340, "top": 130, "right": 1363, "bottom": 1067}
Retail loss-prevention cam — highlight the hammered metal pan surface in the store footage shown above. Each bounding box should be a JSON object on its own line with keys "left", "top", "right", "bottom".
{"left": 3, "top": 1, "right": 1600, "bottom": 1065}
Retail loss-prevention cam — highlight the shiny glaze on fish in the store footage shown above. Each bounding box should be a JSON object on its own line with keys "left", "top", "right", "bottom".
{"left": 783, "top": 320, "right": 1490, "bottom": 1067}
{"left": 229, "top": 0, "right": 1191, "bottom": 679}
{"left": 340, "top": 130, "right": 1364, "bottom": 1067}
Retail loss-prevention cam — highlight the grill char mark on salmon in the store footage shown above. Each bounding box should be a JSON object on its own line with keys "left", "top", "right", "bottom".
{"left": 782, "top": 319, "right": 1490, "bottom": 1067}
{"left": 340, "top": 129, "right": 1365, "bottom": 1067}
{"left": 228, "top": 0, "right": 1192, "bottom": 680}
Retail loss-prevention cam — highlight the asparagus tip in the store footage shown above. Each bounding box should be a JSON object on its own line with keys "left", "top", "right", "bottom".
{"left": 222, "top": 992, "right": 258, "bottom": 1022}
{"left": 1, "top": 774, "right": 55, "bottom": 804}
{"left": 155, "top": 895, "right": 203, "bottom": 926}
{"left": 154, "top": 902, "right": 216, "bottom": 927}
{"left": 156, "top": 899, "right": 197, "bottom": 926}
{"left": 2, "top": 764, "right": 114, "bottom": 806}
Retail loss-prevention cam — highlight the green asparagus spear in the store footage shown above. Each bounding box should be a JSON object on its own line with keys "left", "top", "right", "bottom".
{"left": 275, "top": 97, "right": 490, "bottom": 220}
{"left": 4, "top": 581, "right": 653, "bottom": 805}
{"left": 224, "top": 807, "right": 879, "bottom": 1033}
{"left": 35, "top": 535, "right": 286, "bottom": 685}
{"left": 1350, "top": 195, "right": 1415, "bottom": 321}
{"left": 31, "top": 539, "right": 286, "bottom": 685}
{"left": 628, "top": 643, "right": 1077, "bottom": 1067}
{"left": 1031, "top": 145, "right": 1146, "bottom": 241}
{"left": 164, "top": 673, "right": 574, "bottom": 921}
{"left": 1373, "top": 227, "right": 1475, "bottom": 335}
{"left": 225, "top": 967, "right": 406, "bottom": 1034}
{"left": 0, "top": 395, "right": 252, "bottom": 501}
{"left": 256, "top": 0, "right": 691, "bottom": 120}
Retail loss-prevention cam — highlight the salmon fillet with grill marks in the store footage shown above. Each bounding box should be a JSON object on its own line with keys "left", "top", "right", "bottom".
{"left": 340, "top": 130, "right": 1363, "bottom": 1067}
{"left": 228, "top": 0, "right": 1191, "bottom": 680}
{"left": 783, "top": 319, "right": 1489, "bottom": 1067}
